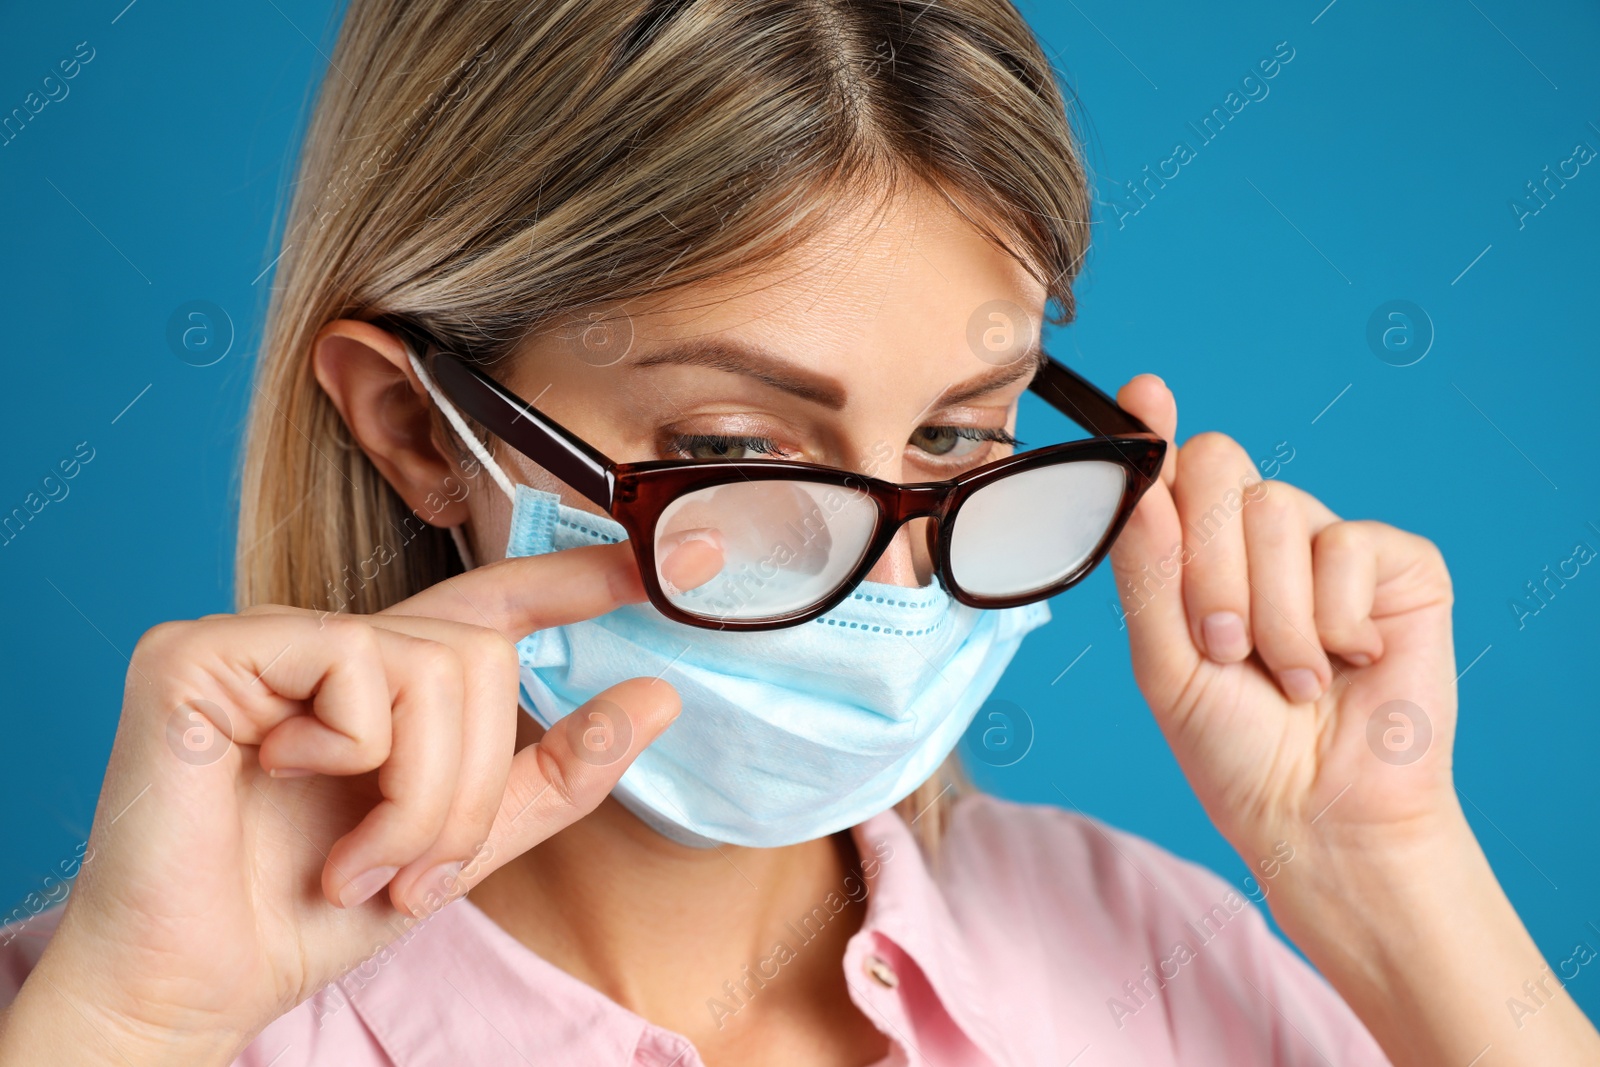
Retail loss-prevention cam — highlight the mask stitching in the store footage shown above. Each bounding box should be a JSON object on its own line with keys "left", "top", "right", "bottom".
{"left": 556, "top": 516, "right": 623, "bottom": 543}
{"left": 844, "top": 590, "right": 939, "bottom": 609}
{"left": 813, "top": 617, "right": 942, "bottom": 637}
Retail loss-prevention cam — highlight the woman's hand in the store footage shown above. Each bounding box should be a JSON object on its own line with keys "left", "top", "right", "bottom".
{"left": 0, "top": 541, "right": 712, "bottom": 1066}
{"left": 1108, "top": 374, "right": 1600, "bottom": 1066}
{"left": 1107, "top": 375, "right": 1457, "bottom": 862}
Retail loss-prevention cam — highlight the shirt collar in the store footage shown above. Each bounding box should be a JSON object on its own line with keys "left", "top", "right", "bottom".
{"left": 341, "top": 806, "right": 1006, "bottom": 1066}
{"left": 343, "top": 900, "right": 693, "bottom": 1065}
{"left": 848, "top": 806, "right": 1012, "bottom": 1064}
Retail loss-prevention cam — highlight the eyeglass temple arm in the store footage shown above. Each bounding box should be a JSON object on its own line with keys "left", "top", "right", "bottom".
{"left": 430, "top": 351, "right": 618, "bottom": 510}
{"left": 1030, "top": 355, "right": 1161, "bottom": 439}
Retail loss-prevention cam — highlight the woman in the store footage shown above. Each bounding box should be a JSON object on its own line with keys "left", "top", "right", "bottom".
{"left": 0, "top": 1, "right": 1594, "bottom": 1064}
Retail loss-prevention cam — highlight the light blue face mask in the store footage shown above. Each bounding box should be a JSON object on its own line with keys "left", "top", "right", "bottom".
{"left": 413, "top": 357, "right": 1052, "bottom": 849}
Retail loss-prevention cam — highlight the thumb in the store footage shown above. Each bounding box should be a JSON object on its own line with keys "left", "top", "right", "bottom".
{"left": 1121, "top": 373, "right": 1177, "bottom": 489}
{"left": 457, "top": 676, "right": 682, "bottom": 892}
{"left": 1107, "top": 375, "right": 1201, "bottom": 716}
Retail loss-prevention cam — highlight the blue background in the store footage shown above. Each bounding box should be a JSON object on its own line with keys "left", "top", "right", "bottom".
{"left": 2, "top": 0, "right": 1596, "bottom": 1026}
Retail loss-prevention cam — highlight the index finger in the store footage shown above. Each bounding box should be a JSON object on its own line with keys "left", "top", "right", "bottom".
{"left": 411, "top": 675, "right": 683, "bottom": 916}
{"left": 382, "top": 541, "right": 647, "bottom": 641}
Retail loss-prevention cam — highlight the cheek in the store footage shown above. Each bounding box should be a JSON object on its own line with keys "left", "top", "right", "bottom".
{"left": 463, "top": 480, "right": 515, "bottom": 564}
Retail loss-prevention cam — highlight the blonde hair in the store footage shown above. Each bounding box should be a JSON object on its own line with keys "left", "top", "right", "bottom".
{"left": 237, "top": 0, "right": 1091, "bottom": 860}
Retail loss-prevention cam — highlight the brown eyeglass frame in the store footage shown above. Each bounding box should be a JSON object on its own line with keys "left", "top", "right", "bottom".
{"left": 383, "top": 319, "right": 1167, "bottom": 632}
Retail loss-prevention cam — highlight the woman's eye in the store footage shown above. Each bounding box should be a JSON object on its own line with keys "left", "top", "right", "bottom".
{"left": 910, "top": 425, "right": 1018, "bottom": 459}
{"left": 668, "top": 433, "right": 788, "bottom": 461}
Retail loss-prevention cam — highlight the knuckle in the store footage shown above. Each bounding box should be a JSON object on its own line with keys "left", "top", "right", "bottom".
{"left": 240, "top": 602, "right": 308, "bottom": 617}
{"left": 1314, "top": 519, "right": 1366, "bottom": 556}
{"left": 1412, "top": 534, "right": 1453, "bottom": 596}
{"left": 532, "top": 742, "right": 583, "bottom": 812}
{"left": 1245, "top": 481, "right": 1296, "bottom": 521}
{"left": 1414, "top": 533, "right": 1447, "bottom": 570}
{"left": 317, "top": 613, "right": 372, "bottom": 651}
{"left": 332, "top": 618, "right": 392, "bottom": 676}
{"left": 410, "top": 638, "right": 463, "bottom": 684}
{"left": 317, "top": 621, "right": 390, "bottom": 752}
{"left": 1181, "top": 431, "right": 1246, "bottom": 467}
{"left": 133, "top": 618, "right": 193, "bottom": 663}
{"left": 348, "top": 719, "right": 392, "bottom": 767}
{"left": 470, "top": 628, "right": 520, "bottom": 681}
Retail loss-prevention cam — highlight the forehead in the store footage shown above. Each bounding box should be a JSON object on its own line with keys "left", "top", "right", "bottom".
{"left": 614, "top": 182, "right": 1046, "bottom": 371}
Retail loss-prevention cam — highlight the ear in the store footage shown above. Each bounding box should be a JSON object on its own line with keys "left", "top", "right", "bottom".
{"left": 311, "top": 319, "right": 473, "bottom": 527}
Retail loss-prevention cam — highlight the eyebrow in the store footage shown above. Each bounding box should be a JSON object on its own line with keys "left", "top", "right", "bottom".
{"left": 934, "top": 345, "right": 1044, "bottom": 407}
{"left": 631, "top": 339, "right": 848, "bottom": 409}
{"left": 630, "top": 338, "right": 1043, "bottom": 413}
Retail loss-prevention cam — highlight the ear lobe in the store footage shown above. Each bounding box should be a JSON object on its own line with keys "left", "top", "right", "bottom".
{"left": 311, "top": 319, "right": 473, "bottom": 527}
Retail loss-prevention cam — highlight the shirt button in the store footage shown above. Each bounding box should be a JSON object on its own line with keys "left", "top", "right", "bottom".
{"left": 864, "top": 954, "right": 899, "bottom": 989}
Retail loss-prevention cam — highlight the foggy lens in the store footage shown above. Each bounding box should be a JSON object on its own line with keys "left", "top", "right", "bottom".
{"left": 948, "top": 460, "right": 1126, "bottom": 598}
{"left": 654, "top": 479, "right": 877, "bottom": 621}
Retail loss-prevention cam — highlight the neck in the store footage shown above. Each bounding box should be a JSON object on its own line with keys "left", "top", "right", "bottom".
{"left": 466, "top": 721, "right": 881, "bottom": 1055}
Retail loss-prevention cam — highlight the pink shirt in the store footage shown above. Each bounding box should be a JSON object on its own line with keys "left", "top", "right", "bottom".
{"left": 0, "top": 794, "right": 1389, "bottom": 1065}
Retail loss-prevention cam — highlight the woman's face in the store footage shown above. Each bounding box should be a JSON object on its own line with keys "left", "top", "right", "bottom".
{"left": 469, "top": 181, "right": 1049, "bottom": 590}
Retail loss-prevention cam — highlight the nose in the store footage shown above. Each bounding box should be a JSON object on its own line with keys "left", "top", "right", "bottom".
{"left": 857, "top": 443, "right": 935, "bottom": 589}
{"left": 863, "top": 519, "right": 936, "bottom": 588}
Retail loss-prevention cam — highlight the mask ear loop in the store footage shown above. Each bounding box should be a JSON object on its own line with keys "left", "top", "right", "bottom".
{"left": 405, "top": 345, "right": 518, "bottom": 573}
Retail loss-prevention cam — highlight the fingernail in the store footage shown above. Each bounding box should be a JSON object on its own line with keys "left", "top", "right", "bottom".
{"left": 1201, "top": 612, "right": 1249, "bottom": 661}
{"left": 269, "top": 767, "right": 316, "bottom": 779}
{"left": 338, "top": 865, "right": 399, "bottom": 909}
{"left": 1344, "top": 651, "right": 1373, "bottom": 667}
{"left": 674, "top": 529, "right": 722, "bottom": 549}
{"left": 659, "top": 529, "right": 724, "bottom": 595}
{"left": 409, "top": 861, "right": 463, "bottom": 917}
{"left": 1277, "top": 668, "right": 1322, "bottom": 704}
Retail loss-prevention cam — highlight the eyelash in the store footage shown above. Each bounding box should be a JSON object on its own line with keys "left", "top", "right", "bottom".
{"left": 931, "top": 426, "right": 1022, "bottom": 448}
{"left": 664, "top": 427, "right": 1022, "bottom": 460}
{"left": 666, "top": 433, "right": 791, "bottom": 459}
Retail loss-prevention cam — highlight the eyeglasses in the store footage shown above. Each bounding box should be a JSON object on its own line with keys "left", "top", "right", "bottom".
{"left": 385, "top": 320, "right": 1167, "bottom": 631}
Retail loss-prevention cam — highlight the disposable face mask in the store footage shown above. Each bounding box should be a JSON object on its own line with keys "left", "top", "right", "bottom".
{"left": 414, "top": 359, "right": 1052, "bottom": 848}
